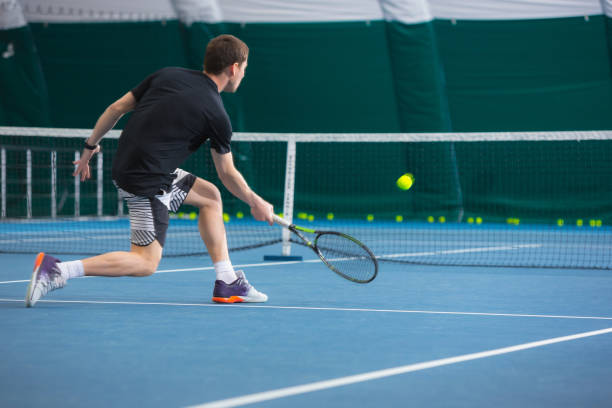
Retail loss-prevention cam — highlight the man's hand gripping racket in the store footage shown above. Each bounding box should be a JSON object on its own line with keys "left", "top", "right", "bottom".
{"left": 273, "top": 215, "right": 378, "bottom": 283}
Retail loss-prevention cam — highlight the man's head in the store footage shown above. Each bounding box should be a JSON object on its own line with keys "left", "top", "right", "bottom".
{"left": 204, "top": 34, "right": 249, "bottom": 93}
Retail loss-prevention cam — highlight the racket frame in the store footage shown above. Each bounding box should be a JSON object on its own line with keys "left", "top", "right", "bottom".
{"left": 273, "top": 215, "right": 378, "bottom": 283}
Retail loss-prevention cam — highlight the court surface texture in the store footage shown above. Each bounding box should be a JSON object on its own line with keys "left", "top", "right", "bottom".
{"left": 1, "top": 243, "right": 611, "bottom": 407}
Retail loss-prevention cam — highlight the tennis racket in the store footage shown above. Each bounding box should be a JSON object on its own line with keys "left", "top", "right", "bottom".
{"left": 273, "top": 215, "right": 378, "bottom": 283}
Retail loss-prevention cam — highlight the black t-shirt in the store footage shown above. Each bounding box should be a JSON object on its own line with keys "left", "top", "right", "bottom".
{"left": 112, "top": 67, "right": 232, "bottom": 197}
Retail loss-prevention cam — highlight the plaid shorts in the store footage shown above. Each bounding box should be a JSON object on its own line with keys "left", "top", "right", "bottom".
{"left": 115, "top": 168, "right": 196, "bottom": 247}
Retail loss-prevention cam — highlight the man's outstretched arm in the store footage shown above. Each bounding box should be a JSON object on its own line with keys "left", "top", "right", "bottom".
{"left": 211, "top": 149, "right": 274, "bottom": 224}
{"left": 74, "top": 91, "right": 136, "bottom": 181}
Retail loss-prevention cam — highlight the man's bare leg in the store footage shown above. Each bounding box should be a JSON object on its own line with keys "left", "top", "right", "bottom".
{"left": 83, "top": 240, "right": 163, "bottom": 277}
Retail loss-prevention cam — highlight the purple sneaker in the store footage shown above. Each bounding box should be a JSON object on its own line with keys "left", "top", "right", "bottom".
{"left": 25, "top": 252, "right": 66, "bottom": 308}
{"left": 212, "top": 270, "right": 268, "bottom": 303}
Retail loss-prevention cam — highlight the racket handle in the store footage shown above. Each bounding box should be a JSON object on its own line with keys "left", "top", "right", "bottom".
{"left": 273, "top": 214, "right": 291, "bottom": 228}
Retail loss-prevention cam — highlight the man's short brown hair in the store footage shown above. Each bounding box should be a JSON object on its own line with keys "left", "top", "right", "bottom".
{"left": 204, "top": 34, "right": 249, "bottom": 75}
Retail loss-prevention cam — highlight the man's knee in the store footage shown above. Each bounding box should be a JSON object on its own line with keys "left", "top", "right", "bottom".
{"left": 135, "top": 257, "right": 159, "bottom": 277}
{"left": 206, "top": 180, "right": 222, "bottom": 204}
{"left": 191, "top": 178, "right": 223, "bottom": 209}
{"left": 130, "top": 242, "right": 162, "bottom": 276}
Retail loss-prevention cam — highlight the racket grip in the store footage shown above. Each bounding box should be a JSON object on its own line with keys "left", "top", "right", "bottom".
{"left": 273, "top": 214, "right": 291, "bottom": 228}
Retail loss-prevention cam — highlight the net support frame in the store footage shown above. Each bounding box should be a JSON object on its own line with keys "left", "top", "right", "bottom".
{"left": 281, "top": 138, "right": 296, "bottom": 256}
{"left": 74, "top": 151, "right": 80, "bottom": 217}
{"left": 1, "top": 147, "right": 5, "bottom": 218}
{"left": 26, "top": 149, "right": 32, "bottom": 218}
{"left": 97, "top": 152, "right": 103, "bottom": 216}
{"left": 51, "top": 151, "right": 57, "bottom": 218}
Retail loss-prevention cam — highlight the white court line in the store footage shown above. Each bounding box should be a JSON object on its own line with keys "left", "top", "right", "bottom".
{"left": 0, "top": 259, "right": 320, "bottom": 284}
{"left": 380, "top": 244, "right": 541, "bottom": 259}
{"left": 187, "top": 327, "right": 612, "bottom": 408}
{"left": 0, "top": 243, "right": 536, "bottom": 285}
{"left": 0, "top": 298, "right": 611, "bottom": 321}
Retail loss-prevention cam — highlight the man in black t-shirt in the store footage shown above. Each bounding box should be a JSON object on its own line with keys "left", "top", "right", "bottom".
{"left": 26, "top": 35, "right": 274, "bottom": 307}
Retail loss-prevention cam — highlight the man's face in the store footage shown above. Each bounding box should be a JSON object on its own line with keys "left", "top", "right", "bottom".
{"left": 224, "top": 60, "right": 247, "bottom": 93}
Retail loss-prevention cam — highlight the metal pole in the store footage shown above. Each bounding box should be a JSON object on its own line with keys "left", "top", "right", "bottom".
{"left": 1, "top": 148, "right": 5, "bottom": 218}
{"left": 281, "top": 138, "right": 297, "bottom": 256}
{"left": 26, "top": 149, "right": 32, "bottom": 218}
{"left": 74, "top": 151, "right": 80, "bottom": 217}
{"left": 51, "top": 151, "right": 57, "bottom": 218}
{"left": 97, "top": 152, "right": 103, "bottom": 216}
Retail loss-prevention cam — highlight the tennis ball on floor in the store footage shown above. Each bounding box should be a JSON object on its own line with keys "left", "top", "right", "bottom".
{"left": 236, "top": 211, "right": 244, "bottom": 219}
{"left": 396, "top": 173, "right": 414, "bottom": 190}
{"left": 367, "top": 214, "right": 374, "bottom": 222}
{"left": 189, "top": 211, "right": 197, "bottom": 220}
{"left": 223, "top": 213, "right": 230, "bottom": 223}
{"left": 327, "top": 213, "right": 334, "bottom": 221}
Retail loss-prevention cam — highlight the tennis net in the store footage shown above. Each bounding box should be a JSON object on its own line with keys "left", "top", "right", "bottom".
{"left": 1, "top": 126, "right": 611, "bottom": 269}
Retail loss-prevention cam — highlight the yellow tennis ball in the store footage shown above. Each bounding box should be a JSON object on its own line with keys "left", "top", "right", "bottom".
{"left": 189, "top": 211, "right": 197, "bottom": 220}
{"left": 223, "top": 213, "right": 230, "bottom": 223}
{"left": 327, "top": 213, "right": 334, "bottom": 221}
{"left": 396, "top": 173, "right": 414, "bottom": 190}
{"left": 236, "top": 211, "right": 244, "bottom": 219}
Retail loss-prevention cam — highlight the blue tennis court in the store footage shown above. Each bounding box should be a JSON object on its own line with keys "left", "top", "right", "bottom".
{"left": 4, "top": 1, "right": 612, "bottom": 406}
{"left": 2, "top": 236, "right": 612, "bottom": 407}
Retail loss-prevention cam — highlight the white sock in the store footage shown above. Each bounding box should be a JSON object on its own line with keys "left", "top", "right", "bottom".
{"left": 56, "top": 260, "right": 85, "bottom": 280}
{"left": 214, "top": 260, "right": 237, "bottom": 284}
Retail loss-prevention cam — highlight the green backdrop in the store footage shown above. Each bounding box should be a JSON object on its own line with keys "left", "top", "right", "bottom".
{"left": 1, "top": 16, "right": 611, "bottom": 226}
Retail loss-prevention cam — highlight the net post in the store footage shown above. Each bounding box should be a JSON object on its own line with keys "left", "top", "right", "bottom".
{"left": 51, "top": 151, "right": 57, "bottom": 218}
{"left": 97, "top": 152, "right": 103, "bottom": 216}
{"left": 74, "top": 151, "right": 80, "bottom": 217}
{"left": 281, "top": 137, "right": 297, "bottom": 256}
{"left": 1, "top": 148, "right": 5, "bottom": 218}
{"left": 26, "top": 149, "right": 32, "bottom": 218}
{"left": 263, "top": 135, "right": 303, "bottom": 262}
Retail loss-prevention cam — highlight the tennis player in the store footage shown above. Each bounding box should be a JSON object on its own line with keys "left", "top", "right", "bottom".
{"left": 25, "top": 34, "right": 273, "bottom": 307}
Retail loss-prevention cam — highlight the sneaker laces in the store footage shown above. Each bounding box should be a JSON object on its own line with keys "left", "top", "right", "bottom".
{"left": 235, "top": 270, "right": 263, "bottom": 295}
{"left": 235, "top": 270, "right": 249, "bottom": 285}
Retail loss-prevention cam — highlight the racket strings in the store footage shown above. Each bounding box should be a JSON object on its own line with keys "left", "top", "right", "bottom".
{"left": 315, "top": 233, "right": 377, "bottom": 283}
